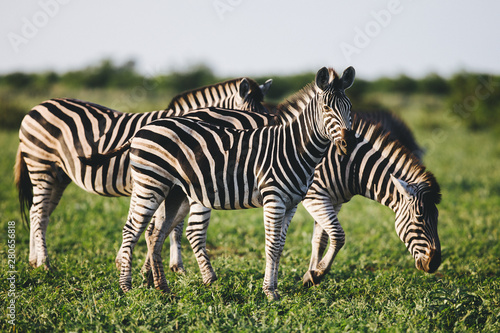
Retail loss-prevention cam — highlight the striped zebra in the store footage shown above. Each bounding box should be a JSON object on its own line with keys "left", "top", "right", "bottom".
{"left": 95, "top": 66, "right": 355, "bottom": 299}
{"left": 15, "top": 77, "right": 272, "bottom": 270}
{"left": 164, "top": 111, "right": 440, "bottom": 286}
{"left": 302, "top": 112, "right": 441, "bottom": 286}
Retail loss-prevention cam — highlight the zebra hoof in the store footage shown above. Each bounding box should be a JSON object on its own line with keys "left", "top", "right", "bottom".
{"left": 170, "top": 264, "right": 186, "bottom": 275}
{"left": 120, "top": 283, "right": 131, "bottom": 293}
{"left": 155, "top": 283, "right": 171, "bottom": 294}
{"left": 29, "top": 259, "right": 38, "bottom": 268}
{"left": 264, "top": 289, "right": 281, "bottom": 301}
{"left": 30, "top": 258, "right": 51, "bottom": 271}
{"left": 302, "top": 270, "right": 323, "bottom": 288}
{"left": 202, "top": 275, "right": 218, "bottom": 286}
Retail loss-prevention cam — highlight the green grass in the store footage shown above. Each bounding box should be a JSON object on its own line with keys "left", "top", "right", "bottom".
{"left": 1, "top": 93, "right": 499, "bottom": 332}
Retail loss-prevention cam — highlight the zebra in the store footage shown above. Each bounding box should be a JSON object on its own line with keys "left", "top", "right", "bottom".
{"left": 15, "top": 76, "right": 272, "bottom": 270}
{"left": 164, "top": 111, "right": 440, "bottom": 287}
{"left": 301, "top": 112, "right": 441, "bottom": 286}
{"left": 89, "top": 66, "right": 356, "bottom": 299}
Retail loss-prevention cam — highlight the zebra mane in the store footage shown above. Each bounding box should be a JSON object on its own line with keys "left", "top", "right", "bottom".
{"left": 165, "top": 77, "right": 263, "bottom": 111}
{"left": 60, "top": 98, "right": 124, "bottom": 116}
{"left": 273, "top": 68, "right": 341, "bottom": 121}
{"left": 353, "top": 114, "right": 441, "bottom": 204}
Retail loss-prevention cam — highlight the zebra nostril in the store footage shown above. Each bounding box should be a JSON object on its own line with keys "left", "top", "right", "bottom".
{"left": 415, "top": 248, "right": 441, "bottom": 273}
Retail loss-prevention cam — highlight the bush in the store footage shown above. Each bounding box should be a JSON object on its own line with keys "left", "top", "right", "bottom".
{"left": 447, "top": 72, "right": 500, "bottom": 132}
{"left": 161, "top": 64, "right": 217, "bottom": 94}
{"left": 60, "top": 59, "right": 143, "bottom": 89}
{"left": 0, "top": 93, "right": 28, "bottom": 130}
{"left": 419, "top": 73, "right": 450, "bottom": 95}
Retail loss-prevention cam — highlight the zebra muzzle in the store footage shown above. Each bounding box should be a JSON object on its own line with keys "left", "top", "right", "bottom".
{"left": 415, "top": 247, "right": 441, "bottom": 273}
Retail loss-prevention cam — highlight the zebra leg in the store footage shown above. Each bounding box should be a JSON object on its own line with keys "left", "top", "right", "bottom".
{"left": 169, "top": 220, "right": 185, "bottom": 274}
{"left": 143, "top": 190, "right": 190, "bottom": 291}
{"left": 302, "top": 221, "right": 329, "bottom": 286}
{"left": 302, "top": 197, "right": 345, "bottom": 287}
{"left": 308, "top": 221, "right": 329, "bottom": 270}
{"left": 185, "top": 202, "right": 217, "bottom": 285}
{"left": 27, "top": 160, "right": 71, "bottom": 269}
{"left": 119, "top": 184, "right": 167, "bottom": 293}
{"left": 140, "top": 202, "right": 165, "bottom": 286}
{"left": 140, "top": 222, "right": 154, "bottom": 276}
{"left": 261, "top": 200, "right": 288, "bottom": 301}
{"left": 116, "top": 194, "right": 138, "bottom": 270}
{"left": 29, "top": 173, "right": 59, "bottom": 270}
{"left": 271, "top": 205, "right": 298, "bottom": 290}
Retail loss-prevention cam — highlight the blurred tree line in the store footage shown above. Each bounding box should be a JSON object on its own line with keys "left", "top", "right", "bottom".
{"left": 0, "top": 59, "right": 499, "bottom": 133}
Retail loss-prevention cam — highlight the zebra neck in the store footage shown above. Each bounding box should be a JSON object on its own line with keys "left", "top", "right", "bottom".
{"left": 285, "top": 97, "right": 331, "bottom": 163}
{"left": 274, "top": 84, "right": 317, "bottom": 125}
{"left": 344, "top": 142, "right": 399, "bottom": 212}
{"left": 164, "top": 78, "right": 243, "bottom": 114}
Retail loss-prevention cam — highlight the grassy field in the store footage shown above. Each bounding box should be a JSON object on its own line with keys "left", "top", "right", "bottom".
{"left": 1, "top": 91, "right": 499, "bottom": 332}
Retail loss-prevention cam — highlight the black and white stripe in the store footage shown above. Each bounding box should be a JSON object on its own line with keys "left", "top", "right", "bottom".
{"left": 15, "top": 77, "right": 271, "bottom": 269}
{"left": 166, "top": 110, "right": 440, "bottom": 287}
{"left": 111, "top": 67, "right": 355, "bottom": 299}
{"left": 302, "top": 113, "right": 441, "bottom": 286}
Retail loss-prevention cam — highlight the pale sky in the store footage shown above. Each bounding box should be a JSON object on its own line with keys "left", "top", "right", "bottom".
{"left": 1, "top": 0, "right": 499, "bottom": 79}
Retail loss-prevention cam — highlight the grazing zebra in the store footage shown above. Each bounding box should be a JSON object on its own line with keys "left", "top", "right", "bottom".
{"left": 15, "top": 77, "right": 272, "bottom": 270}
{"left": 301, "top": 112, "right": 441, "bottom": 286}
{"left": 94, "top": 66, "right": 355, "bottom": 299}
{"left": 165, "top": 111, "right": 440, "bottom": 286}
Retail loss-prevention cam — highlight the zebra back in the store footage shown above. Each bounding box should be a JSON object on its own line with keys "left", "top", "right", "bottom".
{"left": 17, "top": 77, "right": 274, "bottom": 214}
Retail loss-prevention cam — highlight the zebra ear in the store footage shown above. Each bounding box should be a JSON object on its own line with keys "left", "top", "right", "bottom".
{"left": 315, "top": 67, "right": 330, "bottom": 91}
{"left": 259, "top": 79, "right": 273, "bottom": 97}
{"left": 390, "top": 174, "right": 415, "bottom": 199}
{"left": 239, "top": 78, "right": 250, "bottom": 98}
{"left": 341, "top": 66, "right": 355, "bottom": 90}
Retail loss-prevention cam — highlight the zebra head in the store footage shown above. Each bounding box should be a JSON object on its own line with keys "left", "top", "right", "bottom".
{"left": 238, "top": 78, "right": 273, "bottom": 114}
{"left": 315, "top": 67, "right": 355, "bottom": 155}
{"left": 390, "top": 173, "right": 441, "bottom": 273}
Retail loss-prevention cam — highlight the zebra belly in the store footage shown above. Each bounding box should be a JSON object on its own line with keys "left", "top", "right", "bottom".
{"left": 63, "top": 155, "right": 133, "bottom": 197}
{"left": 187, "top": 181, "right": 263, "bottom": 210}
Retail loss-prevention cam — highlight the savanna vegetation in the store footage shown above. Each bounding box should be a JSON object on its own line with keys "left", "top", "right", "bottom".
{"left": 0, "top": 60, "right": 499, "bottom": 332}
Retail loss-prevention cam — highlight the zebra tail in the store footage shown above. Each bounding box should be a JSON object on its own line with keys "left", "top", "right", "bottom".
{"left": 78, "top": 140, "right": 132, "bottom": 167}
{"left": 14, "top": 146, "right": 32, "bottom": 228}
